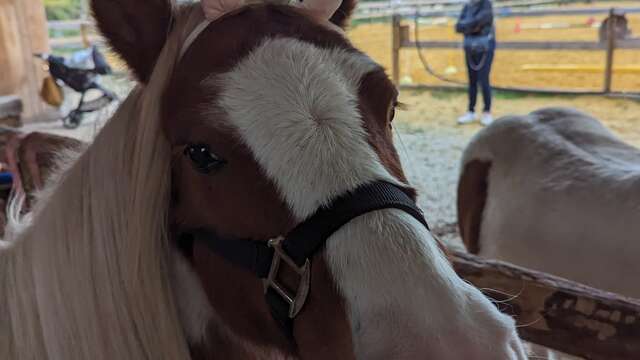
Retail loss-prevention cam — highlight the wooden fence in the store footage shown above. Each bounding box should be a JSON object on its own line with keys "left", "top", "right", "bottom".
{"left": 48, "top": 19, "right": 100, "bottom": 48}
{"left": 391, "top": 8, "right": 640, "bottom": 94}
{"left": 451, "top": 250, "right": 640, "bottom": 360}
{"left": 354, "top": 0, "right": 616, "bottom": 21}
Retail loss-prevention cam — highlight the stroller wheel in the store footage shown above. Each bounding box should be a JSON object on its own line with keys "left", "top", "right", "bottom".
{"left": 63, "top": 111, "right": 83, "bottom": 129}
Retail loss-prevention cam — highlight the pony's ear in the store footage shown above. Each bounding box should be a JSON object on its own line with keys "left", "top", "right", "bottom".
{"left": 90, "top": 0, "right": 174, "bottom": 83}
{"left": 329, "top": 0, "right": 356, "bottom": 29}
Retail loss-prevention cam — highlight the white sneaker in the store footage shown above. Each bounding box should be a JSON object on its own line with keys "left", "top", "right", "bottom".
{"left": 480, "top": 112, "right": 494, "bottom": 126}
{"left": 457, "top": 112, "right": 477, "bottom": 124}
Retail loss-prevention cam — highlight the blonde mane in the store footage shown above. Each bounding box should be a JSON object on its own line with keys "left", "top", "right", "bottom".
{"left": 0, "top": 5, "right": 204, "bottom": 359}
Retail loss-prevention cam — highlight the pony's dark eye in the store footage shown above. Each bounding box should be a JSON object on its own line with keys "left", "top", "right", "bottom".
{"left": 388, "top": 101, "right": 398, "bottom": 129}
{"left": 184, "top": 143, "right": 226, "bottom": 174}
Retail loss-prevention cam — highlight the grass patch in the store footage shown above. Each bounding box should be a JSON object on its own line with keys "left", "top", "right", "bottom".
{"left": 428, "top": 88, "right": 466, "bottom": 100}
{"left": 493, "top": 90, "right": 575, "bottom": 100}
{"left": 394, "top": 121, "right": 426, "bottom": 134}
{"left": 493, "top": 90, "right": 527, "bottom": 100}
{"left": 420, "top": 88, "right": 578, "bottom": 101}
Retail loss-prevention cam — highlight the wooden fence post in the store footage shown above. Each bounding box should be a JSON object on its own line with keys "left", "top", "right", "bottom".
{"left": 392, "top": 14, "right": 401, "bottom": 86}
{"left": 603, "top": 8, "right": 616, "bottom": 93}
{"left": 80, "top": 22, "right": 90, "bottom": 48}
{"left": 452, "top": 251, "right": 640, "bottom": 360}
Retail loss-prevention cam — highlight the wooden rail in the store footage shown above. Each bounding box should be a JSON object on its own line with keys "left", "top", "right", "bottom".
{"left": 49, "top": 36, "right": 103, "bottom": 48}
{"left": 451, "top": 250, "right": 640, "bottom": 360}
{"left": 354, "top": 0, "right": 634, "bottom": 21}
{"left": 412, "top": 6, "right": 640, "bottom": 19}
{"left": 47, "top": 19, "right": 95, "bottom": 48}
{"left": 402, "top": 39, "right": 640, "bottom": 50}
{"left": 47, "top": 19, "right": 91, "bottom": 30}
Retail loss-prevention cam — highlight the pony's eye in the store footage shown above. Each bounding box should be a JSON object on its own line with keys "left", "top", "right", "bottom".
{"left": 389, "top": 101, "right": 399, "bottom": 123}
{"left": 388, "top": 101, "right": 398, "bottom": 129}
{"left": 184, "top": 143, "right": 226, "bottom": 174}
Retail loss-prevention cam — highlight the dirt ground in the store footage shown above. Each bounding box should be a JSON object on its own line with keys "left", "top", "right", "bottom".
{"left": 397, "top": 88, "right": 640, "bottom": 145}
{"left": 348, "top": 1, "right": 640, "bottom": 92}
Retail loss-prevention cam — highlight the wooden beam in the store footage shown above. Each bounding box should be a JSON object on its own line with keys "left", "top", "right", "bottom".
{"left": 521, "top": 65, "right": 640, "bottom": 73}
{"left": 49, "top": 35, "right": 103, "bottom": 49}
{"left": 410, "top": 6, "right": 640, "bottom": 19}
{"left": 0, "top": 0, "right": 51, "bottom": 119}
{"left": 391, "top": 14, "right": 401, "bottom": 86}
{"left": 603, "top": 9, "right": 616, "bottom": 93}
{"left": 450, "top": 251, "right": 640, "bottom": 360}
{"left": 0, "top": 0, "right": 25, "bottom": 95}
{"left": 402, "top": 40, "right": 640, "bottom": 50}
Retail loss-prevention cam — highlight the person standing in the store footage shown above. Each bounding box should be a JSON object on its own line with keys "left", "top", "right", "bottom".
{"left": 455, "top": 0, "right": 496, "bottom": 126}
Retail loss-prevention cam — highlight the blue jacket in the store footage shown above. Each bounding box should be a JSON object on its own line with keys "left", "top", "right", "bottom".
{"left": 455, "top": 0, "right": 495, "bottom": 39}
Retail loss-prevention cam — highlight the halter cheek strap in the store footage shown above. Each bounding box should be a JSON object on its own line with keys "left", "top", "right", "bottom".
{"left": 181, "top": 181, "right": 429, "bottom": 338}
{"left": 179, "top": 19, "right": 214, "bottom": 60}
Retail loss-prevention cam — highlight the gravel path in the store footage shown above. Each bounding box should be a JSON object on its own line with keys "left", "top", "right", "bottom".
{"left": 394, "top": 122, "right": 470, "bottom": 248}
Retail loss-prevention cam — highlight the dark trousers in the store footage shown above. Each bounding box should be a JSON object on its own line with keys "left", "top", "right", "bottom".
{"left": 465, "top": 49, "right": 494, "bottom": 112}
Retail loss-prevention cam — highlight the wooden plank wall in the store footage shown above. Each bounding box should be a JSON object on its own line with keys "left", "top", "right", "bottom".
{"left": 0, "top": 0, "right": 51, "bottom": 120}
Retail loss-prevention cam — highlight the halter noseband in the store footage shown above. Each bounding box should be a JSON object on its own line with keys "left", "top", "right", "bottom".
{"left": 180, "top": 181, "right": 429, "bottom": 338}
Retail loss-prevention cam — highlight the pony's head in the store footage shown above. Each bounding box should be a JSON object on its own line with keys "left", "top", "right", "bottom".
{"left": 91, "top": 0, "right": 527, "bottom": 358}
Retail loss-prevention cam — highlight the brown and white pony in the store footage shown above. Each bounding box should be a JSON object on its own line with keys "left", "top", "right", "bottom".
{"left": 0, "top": 0, "right": 527, "bottom": 359}
{"left": 458, "top": 107, "right": 640, "bottom": 299}
{"left": 4, "top": 132, "right": 83, "bottom": 198}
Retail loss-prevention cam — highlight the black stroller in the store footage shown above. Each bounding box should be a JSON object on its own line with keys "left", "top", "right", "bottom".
{"left": 35, "top": 46, "right": 117, "bottom": 129}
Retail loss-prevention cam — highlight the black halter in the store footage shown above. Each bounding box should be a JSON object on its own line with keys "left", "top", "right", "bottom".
{"left": 181, "top": 180, "right": 429, "bottom": 338}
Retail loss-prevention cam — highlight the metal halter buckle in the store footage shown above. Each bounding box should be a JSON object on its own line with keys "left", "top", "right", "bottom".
{"left": 263, "top": 236, "right": 311, "bottom": 318}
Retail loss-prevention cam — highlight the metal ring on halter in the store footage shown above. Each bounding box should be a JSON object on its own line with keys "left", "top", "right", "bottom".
{"left": 262, "top": 236, "right": 311, "bottom": 318}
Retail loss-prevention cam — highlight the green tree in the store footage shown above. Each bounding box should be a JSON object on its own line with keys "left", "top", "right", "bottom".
{"left": 44, "top": 0, "right": 82, "bottom": 20}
